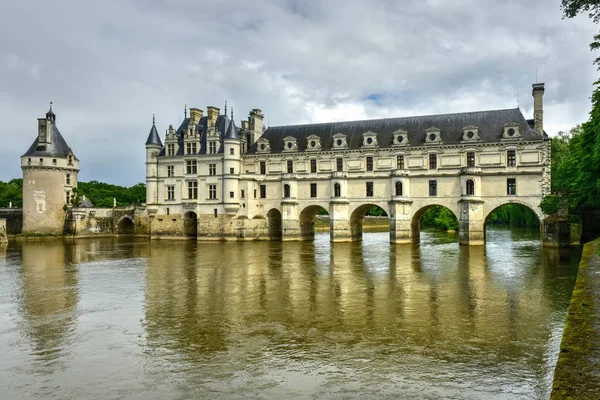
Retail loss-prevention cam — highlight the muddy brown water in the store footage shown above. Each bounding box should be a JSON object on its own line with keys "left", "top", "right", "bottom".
{"left": 0, "top": 227, "right": 581, "bottom": 399}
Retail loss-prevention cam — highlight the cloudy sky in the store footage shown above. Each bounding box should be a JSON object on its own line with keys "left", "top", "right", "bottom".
{"left": 1, "top": 0, "right": 598, "bottom": 185}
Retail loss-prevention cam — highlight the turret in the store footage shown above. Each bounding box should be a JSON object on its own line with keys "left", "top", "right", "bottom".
{"left": 21, "top": 105, "right": 79, "bottom": 235}
{"left": 532, "top": 83, "right": 544, "bottom": 134}
{"left": 222, "top": 113, "right": 241, "bottom": 213}
{"left": 247, "top": 109, "right": 264, "bottom": 146}
{"left": 145, "top": 115, "right": 162, "bottom": 205}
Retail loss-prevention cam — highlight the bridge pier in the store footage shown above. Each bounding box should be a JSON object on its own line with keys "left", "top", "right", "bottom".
{"left": 330, "top": 200, "right": 352, "bottom": 242}
{"left": 458, "top": 199, "right": 485, "bottom": 246}
{"left": 389, "top": 199, "right": 413, "bottom": 244}
{"left": 281, "top": 200, "right": 303, "bottom": 241}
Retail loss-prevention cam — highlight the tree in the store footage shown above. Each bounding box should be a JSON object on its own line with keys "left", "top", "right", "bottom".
{"left": 562, "top": 0, "right": 600, "bottom": 64}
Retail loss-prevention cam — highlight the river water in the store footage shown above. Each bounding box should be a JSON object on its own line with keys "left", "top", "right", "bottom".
{"left": 0, "top": 228, "right": 581, "bottom": 399}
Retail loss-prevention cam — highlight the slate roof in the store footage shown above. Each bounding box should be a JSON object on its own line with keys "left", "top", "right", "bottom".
{"left": 247, "top": 108, "right": 545, "bottom": 154}
{"left": 145, "top": 122, "right": 163, "bottom": 146}
{"left": 22, "top": 123, "right": 75, "bottom": 158}
{"left": 157, "top": 113, "right": 241, "bottom": 156}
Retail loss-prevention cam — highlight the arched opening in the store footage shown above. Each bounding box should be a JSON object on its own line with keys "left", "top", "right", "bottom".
{"left": 484, "top": 203, "right": 540, "bottom": 243}
{"left": 350, "top": 204, "right": 389, "bottom": 242}
{"left": 184, "top": 212, "right": 198, "bottom": 237}
{"left": 283, "top": 184, "right": 291, "bottom": 198}
{"left": 395, "top": 181, "right": 403, "bottom": 196}
{"left": 299, "top": 205, "right": 329, "bottom": 240}
{"left": 466, "top": 179, "right": 475, "bottom": 196}
{"left": 117, "top": 217, "right": 135, "bottom": 235}
{"left": 267, "top": 208, "right": 283, "bottom": 240}
{"left": 334, "top": 182, "right": 341, "bottom": 198}
{"left": 411, "top": 205, "right": 459, "bottom": 243}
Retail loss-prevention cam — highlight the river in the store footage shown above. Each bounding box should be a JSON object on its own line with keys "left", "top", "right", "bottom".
{"left": 0, "top": 227, "right": 581, "bottom": 399}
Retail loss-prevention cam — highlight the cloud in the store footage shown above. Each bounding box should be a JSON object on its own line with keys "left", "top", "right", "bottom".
{"left": 0, "top": 0, "right": 597, "bottom": 185}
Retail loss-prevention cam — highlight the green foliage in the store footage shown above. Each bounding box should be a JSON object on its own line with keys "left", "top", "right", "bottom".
{"left": 77, "top": 181, "right": 146, "bottom": 207}
{"left": 487, "top": 204, "right": 540, "bottom": 226}
{"left": 551, "top": 127, "right": 580, "bottom": 193}
{"left": 0, "top": 179, "right": 23, "bottom": 208}
{"left": 540, "top": 195, "right": 561, "bottom": 215}
{"left": 562, "top": 0, "right": 600, "bottom": 65}
{"left": 420, "top": 206, "right": 459, "bottom": 231}
{"left": 365, "top": 206, "right": 387, "bottom": 217}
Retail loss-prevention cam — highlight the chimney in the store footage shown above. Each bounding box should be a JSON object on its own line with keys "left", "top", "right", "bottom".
{"left": 249, "top": 109, "right": 264, "bottom": 131}
{"left": 532, "top": 83, "right": 544, "bottom": 134}
{"left": 206, "top": 106, "right": 220, "bottom": 127}
{"left": 189, "top": 108, "right": 203, "bottom": 124}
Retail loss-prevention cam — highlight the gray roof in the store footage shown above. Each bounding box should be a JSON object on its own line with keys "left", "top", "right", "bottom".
{"left": 248, "top": 108, "right": 544, "bottom": 154}
{"left": 22, "top": 123, "right": 75, "bottom": 158}
{"left": 224, "top": 118, "right": 239, "bottom": 139}
{"left": 145, "top": 122, "right": 163, "bottom": 146}
{"left": 158, "top": 113, "right": 241, "bottom": 156}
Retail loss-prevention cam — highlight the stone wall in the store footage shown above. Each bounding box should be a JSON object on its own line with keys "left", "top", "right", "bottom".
{"left": 0, "top": 218, "right": 7, "bottom": 244}
{"left": 0, "top": 209, "right": 23, "bottom": 235}
{"left": 65, "top": 207, "right": 149, "bottom": 237}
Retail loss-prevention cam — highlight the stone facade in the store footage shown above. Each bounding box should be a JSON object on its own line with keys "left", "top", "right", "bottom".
{"left": 145, "top": 84, "right": 552, "bottom": 245}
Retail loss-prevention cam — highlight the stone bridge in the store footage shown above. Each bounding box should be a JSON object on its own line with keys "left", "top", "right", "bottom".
{"left": 66, "top": 206, "right": 149, "bottom": 236}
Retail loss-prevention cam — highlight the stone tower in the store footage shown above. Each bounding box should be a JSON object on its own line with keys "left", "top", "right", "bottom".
{"left": 145, "top": 115, "right": 163, "bottom": 206}
{"left": 21, "top": 106, "right": 80, "bottom": 235}
{"left": 223, "top": 113, "right": 241, "bottom": 213}
{"left": 532, "top": 83, "right": 544, "bottom": 134}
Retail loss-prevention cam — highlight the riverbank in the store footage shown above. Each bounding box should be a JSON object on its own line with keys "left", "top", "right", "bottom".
{"left": 551, "top": 238, "right": 600, "bottom": 399}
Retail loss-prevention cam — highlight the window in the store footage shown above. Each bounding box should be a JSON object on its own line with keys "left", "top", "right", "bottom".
{"left": 167, "top": 165, "right": 174, "bottom": 177}
{"left": 186, "top": 142, "right": 197, "bottom": 155}
{"left": 241, "top": 189, "right": 245, "bottom": 199}
{"left": 334, "top": 183, "right": 341, "bottom": 197}
{"left": 395, "top": 181, "right": 402, "bottom": 196}
{"left": 229, "top": 167, "right": 234, "bottom": 174}
{"left": 429, "top": 154, "right": 437, "bottom": 169}
{"left": 166, "top": 208, "right": 170, "bottom": 216}
{"left": 336, "top": 157, "right": 343, "bottom": 172}
{"left": 429, "top": 180, "right": 437, "bottom": 196}
{"left": 188, "top": 181, "right": 198, "bottom": 199}
{"left": 186, "top": 160, "right": 197, "bottom": 174}
{"left": 310, "top": 183, "right": 317, "bottom": 198}
{"left": 209, "top": 164, "right": 216, "bottom": 176}
{"left": 310, "top": 159, "right": 317, "bottom": 173}
{"left": 466, "top": 152, "right": 475, "bottom": 167}
{"left": 397, "top": 155, "right": 404, "bottom": 170}
{"left": 209, "top": 142, "right": 217, "bottom": 154}
{"left": 466, "top": 179, "right": 475, "bottom": 195}
{"left": 28, "top": 158, "right": 31, "bottom": 165}
{"left": 167, "top": 144, "right": 175, "bottom": 156}
{"left": 254, "top": 189, "right": 257, "bottom": 199}
{"left": 52, "top": 158, "right": 57, "bottom": 165}
{"left": 507, "top": 150, "right": 516, "bottom": 167}
{"left": 260, "top": 161, "right": 266, "bottom": 175}
{"left": 284, "top": 184, "right": 291, "bottom": 198}
{"left": 66, "top": 192, "right": 70, "bottom": 204}
{"left": 230, "top": 148, "right": 234, "bottom": 155}
{"left": 214, "top": 209, "right": 218, "bottom": 218}
{"left": 366, "top": 182, "right": 374, "bottom": 197}
{"left": 167, "top": 185, "right": 175, "bottom": 200}
{"left": 229, "top": 191, "right": 234, "bottom": 199}
{"left": 66, "top": 174, "right": 71, "bottom": 185}
{"left": 287, "top": 160, "right": 294, "bottom": 174}
{"left": 68, "top": 155, "right": 73, "bottom": 165}
{"left": 366, "top": 156, "right": 374, "bottom": 172}
{"left": 39, "top": 158, "right": 43, "bottom": 164}
{"left": 260, "top": 185, "right": 266, "bottom": 199}
{"left": 209, "top": 184, "right": 217, "bottom": 200}
{"left": 507, "top": 178, "right": 516, "bottom": 195}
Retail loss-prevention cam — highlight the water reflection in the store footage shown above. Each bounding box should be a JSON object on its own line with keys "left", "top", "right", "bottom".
{"left": 0, "top": 229, "right": 581, "bottom": 399}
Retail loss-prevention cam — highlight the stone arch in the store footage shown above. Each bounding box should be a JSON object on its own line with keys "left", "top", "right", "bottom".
{"left": 349, "top": 203, "right": 389, "bottom": 242}
{"left": 299, "top": 204, "right": 329, "bottom": 240}
{"left": 116, "top": 215, "right": 135, "bottom": 235}
{"left": 482, "top": 201, "right": 542, "bottom": 242}
{"left": 183, "top": 211, "right": 198, "bottom": 237}
{"left": 410, "top": 204, "right": 459, "bottom": 240}
{"left": 267, "top": 208, "right": 283, "bottom": 240}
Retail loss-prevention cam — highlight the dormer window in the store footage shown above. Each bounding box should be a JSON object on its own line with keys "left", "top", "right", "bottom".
{"left": 392, "top": 129, "right": 409, "bottom": 146}
{"left": 362, "top": 131, "right": 378, "bottom": 148}
{"left": 332, "top": 133, "right": 348, "bottom": 149}
{"left": 462, "top": 125, "right": 480, "bottom": 141}
{"left": 425, "top": 127, "right": 442, "bottom": 144}
{"left": 256, "top": 138, "right": 271, "bottom": 153}
{"left": 306, "top": 134, "right": 321, "bottom": 151}
{"left": 502, "top": 123, "right": 521, "bottom": 139}
{"left": 283, "top": 136, "right": 297, "bottom": 152}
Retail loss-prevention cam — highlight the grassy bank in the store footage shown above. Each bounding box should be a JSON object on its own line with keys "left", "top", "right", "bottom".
{"left": 551, "top": 238, "right": 600, "bottom": 399}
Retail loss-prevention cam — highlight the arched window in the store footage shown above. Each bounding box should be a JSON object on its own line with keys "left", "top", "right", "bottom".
{"left": 395, "top": 181, "right": 403, "bottom": 196}
{"left": 466, "top": 179, "right": 475, "bottom": 196}
{"left": 334, "top": 183, "right": 341, "bottom": 198}
{"left": 284, "top": 184, "right": 291, "bottom": 198}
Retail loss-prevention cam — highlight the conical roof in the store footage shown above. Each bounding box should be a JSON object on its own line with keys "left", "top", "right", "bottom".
{"left": 224, "top": 119, "right": 239, "bottom": 139}
{"left": 145, "top": 117, "right": 163, "bottom": 146}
